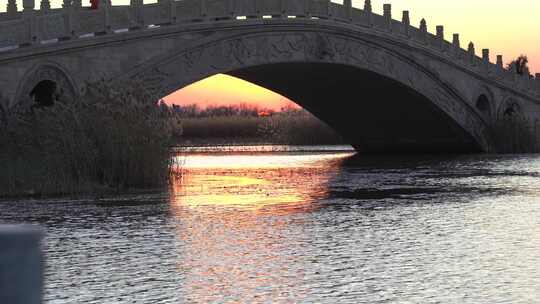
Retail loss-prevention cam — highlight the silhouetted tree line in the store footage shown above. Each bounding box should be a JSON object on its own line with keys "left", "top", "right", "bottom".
{"left": 171, "top": 103, "right": 275, "bottom": 118}
{"left": 508, "top": 55, "right": 533, "bottom": 78}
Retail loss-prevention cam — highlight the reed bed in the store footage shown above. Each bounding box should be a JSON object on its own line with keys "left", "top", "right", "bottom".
{"left": 0, "top": 80, "right": 181, "bottom": 197}
{"left": 179, "top": 108, "right": 344, "bottom": 145}
{"left": 258, "top": 110, "right": 345, "bottom": 145}
{"left": 491, "top": 116, "right": 539, "bottom": 153}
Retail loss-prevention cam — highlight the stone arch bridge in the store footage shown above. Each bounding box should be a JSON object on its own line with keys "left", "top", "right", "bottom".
{"left": 1, "top": 0, "right": 540, "bottom": 153}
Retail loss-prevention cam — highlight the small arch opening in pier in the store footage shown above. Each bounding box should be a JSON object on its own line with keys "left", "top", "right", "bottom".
{"left": 503, "top": 102, "right": 521, "bottom": 118}
{"left": 476, "top": 94, "right": 491, "bottom": 118}
{"left": 30, "top": 80, "right": 58, "bottom": 108}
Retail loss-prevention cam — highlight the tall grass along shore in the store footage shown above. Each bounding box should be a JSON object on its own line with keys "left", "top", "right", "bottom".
{"left": 0, "top": 80, "right": 181, "bottom": 197}
{"left": 174, "top": 104, "right": 345, "bottom": 146}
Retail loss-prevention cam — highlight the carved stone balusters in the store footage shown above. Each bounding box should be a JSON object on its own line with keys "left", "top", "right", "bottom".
{"left": 72, "top": 0, "right": 81, "bottom": 9}
{"left": 40, "top": 0, "right": 50, "bottom": 12}
{"left": 452, "top": 34, "right": 460, "bottom": 58}
{"left": 327, "top": 0, "right": 333, "bottom": 19}
{"left": 226, "top": 0, "right": 232, "bottom": 19}
{"left": 7, "top": 0, "right": 18, "bottom": 17}
{"left": 38, "top": 0, "right": 50, "bottom": 44}
{"left": 23, "top": 0, "right": 34, "bottom": 12}
{"left": 22, "top": 0, "right": 37, "bottom": 45}
{"left": 452, "top": 34, "right": 460, "bottom": 47}
{"left": 482, "top": 49, "right": 489, "bottom": 63}
{"left": 157, "top": 0, "right": 174, "bottom": 24}
{"left": 419, "top": 18, "right": 427, "bottom": 44}
{"left": 402, "top": 11, "right": 410, "bottom": 38}
{"left": 481, "top": 49, "right": 491, "bottom": 74}
{"left": 383, "top": 4, "right": 391, "bottom": 31}
{"left": 68, "top": 0, "right": 82, "bottom": 38}
{"left": 130, "top": 0, "right": 143, "bottom": 29}
{"left": 482, "top": 49, "right": 490, "bottom": 71}
{"left": 364, "top": 0, "right": 372, "bottom": 27}
{"left": 169, "top": 0, "right": 177, "bottom": 24}
{"left": 496, "top": 55, "right": 503, "bottom": 69}
{"left": 364, "top": 0, "right": 371, "bottom": 12}
{"left": 344, "top": 0, "right": 352, "bottom": 22}
{"left": 56, "top": 0, "right": 73, "bottom": 40}
{"left": 436, "top": 25, "right": 444, "bottom": 51}
{"left": 468, "top": 42, "right": 475, "bottom": 65}
{"left": 452, "top": 33, "right": 460, "bottom": 49}
{"left": 201, "top": 0, "right": 207, "bottom": 21}
{"left": 495, "top": 55, "right": 505, "bottom": 78}
{"left": 60, "top": 0, "right": 72, "bottom": 40}
{"left": 102, "top": 0, "right": 112, "bottom": 34}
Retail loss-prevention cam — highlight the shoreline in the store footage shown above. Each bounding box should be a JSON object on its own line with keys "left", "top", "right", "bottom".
{"left": 1, "top": 144, "right": 352, "bottom": 201}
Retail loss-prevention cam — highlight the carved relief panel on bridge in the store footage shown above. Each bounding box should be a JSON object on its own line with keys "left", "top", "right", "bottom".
{"left": 37, "top": 13, "right": 68, "bottom": 41}
{"left": 76, "top": 10, "right": 106, "bottom": 35}
{"left": 143, "top": 4, "right": 170, "bottom": 25}
{"left": 176, "top": 0, "right": 202, "bottom": 22}
{"left": 256, "top": 0, "right": 281, "bottom": 16}
{"left": 309, "top": 0, "right": 330, "bottom": 17}
{"left": 110, "top": 7, "right": 133, "bottom": 30}
{"left": 205, "top": 0, "right": 229, "bottom": 19}
{"left": 233, "top": 0, "right": 257, "bottom": 17}
{"left": 0, "top": 20, "right": 30, "bottom": 47}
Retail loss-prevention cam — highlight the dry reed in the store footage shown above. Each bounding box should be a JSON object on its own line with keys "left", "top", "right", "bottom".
{"left": 0, "top": 80, "right": 181, "bottom": 197}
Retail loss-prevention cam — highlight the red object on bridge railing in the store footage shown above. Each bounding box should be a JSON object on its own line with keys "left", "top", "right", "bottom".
{"left": 90, "top": 0, "right": 99, "bottom": 9}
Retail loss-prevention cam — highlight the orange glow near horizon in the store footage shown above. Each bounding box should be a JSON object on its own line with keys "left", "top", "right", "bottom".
{"left": 169, "top": 152, "right": 353, "bottom": 211}
{"left": 163, "top": 74, "right": 296, "bottom": 111}
{"left": 163, "top": 0, "right": 540, "bottom": 109}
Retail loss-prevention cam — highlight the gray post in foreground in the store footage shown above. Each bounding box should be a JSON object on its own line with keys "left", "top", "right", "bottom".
{"left": 0, "top": 225, "right": 44, "bottom": 304}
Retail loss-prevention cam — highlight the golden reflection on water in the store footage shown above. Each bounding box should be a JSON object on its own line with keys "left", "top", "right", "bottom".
{"left": 168, "top": 151, "right": 353, "bottom": 302}
{"left": 171, "top": 152, "right": 353, "bottom": 212}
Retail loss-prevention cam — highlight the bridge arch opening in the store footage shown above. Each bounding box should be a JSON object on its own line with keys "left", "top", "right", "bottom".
{"left": 225, "top": 62, "right": 481, "bottom": 153}
{"left": 164, "top": 73, "right": 345, "bottom": 146}
{"left": 165, "top": 62, "right": 482, "bottom": 153}
{"left": 30, "top": 80, "right": 58, "bottom": 108}
{"left": 501, "top": 100, "right": 522, "bottom": 119}
{"left": 476, "top": 94, "right": 491, "bottom": 119}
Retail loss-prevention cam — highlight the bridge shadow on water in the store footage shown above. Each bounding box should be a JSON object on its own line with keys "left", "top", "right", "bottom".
{"left": 320, "top": 153, "right": 536, "bottom": 212}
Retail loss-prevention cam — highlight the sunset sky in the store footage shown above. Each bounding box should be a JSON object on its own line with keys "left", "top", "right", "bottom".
{"left": 167, "top": 0, "right": 540, "bottom": 109}
{"left": 2, "top": 0, "right": 538, "bottom": 109}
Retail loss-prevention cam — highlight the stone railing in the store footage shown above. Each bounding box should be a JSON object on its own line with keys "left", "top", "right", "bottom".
{"left": 1, "top": 0, "right": 539, "bottom": 97}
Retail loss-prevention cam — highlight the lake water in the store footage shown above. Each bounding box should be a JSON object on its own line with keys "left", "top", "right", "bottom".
{"left": 2, "top": 145, "right": 540, "bottom": 303}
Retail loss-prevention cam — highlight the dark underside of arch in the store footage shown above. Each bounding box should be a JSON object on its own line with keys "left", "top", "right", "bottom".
{"left": 228, "top": 62, "right": 482, "bottom": 154}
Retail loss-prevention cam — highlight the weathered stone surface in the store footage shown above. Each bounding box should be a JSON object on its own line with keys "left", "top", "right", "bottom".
{"left": 1, "top": 0, "right": 539, "bottom": 152}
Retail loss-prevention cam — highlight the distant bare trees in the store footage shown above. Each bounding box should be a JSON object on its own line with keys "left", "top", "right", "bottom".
{"left": 507, "top": 55, "right": 531, "bottom": 77}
